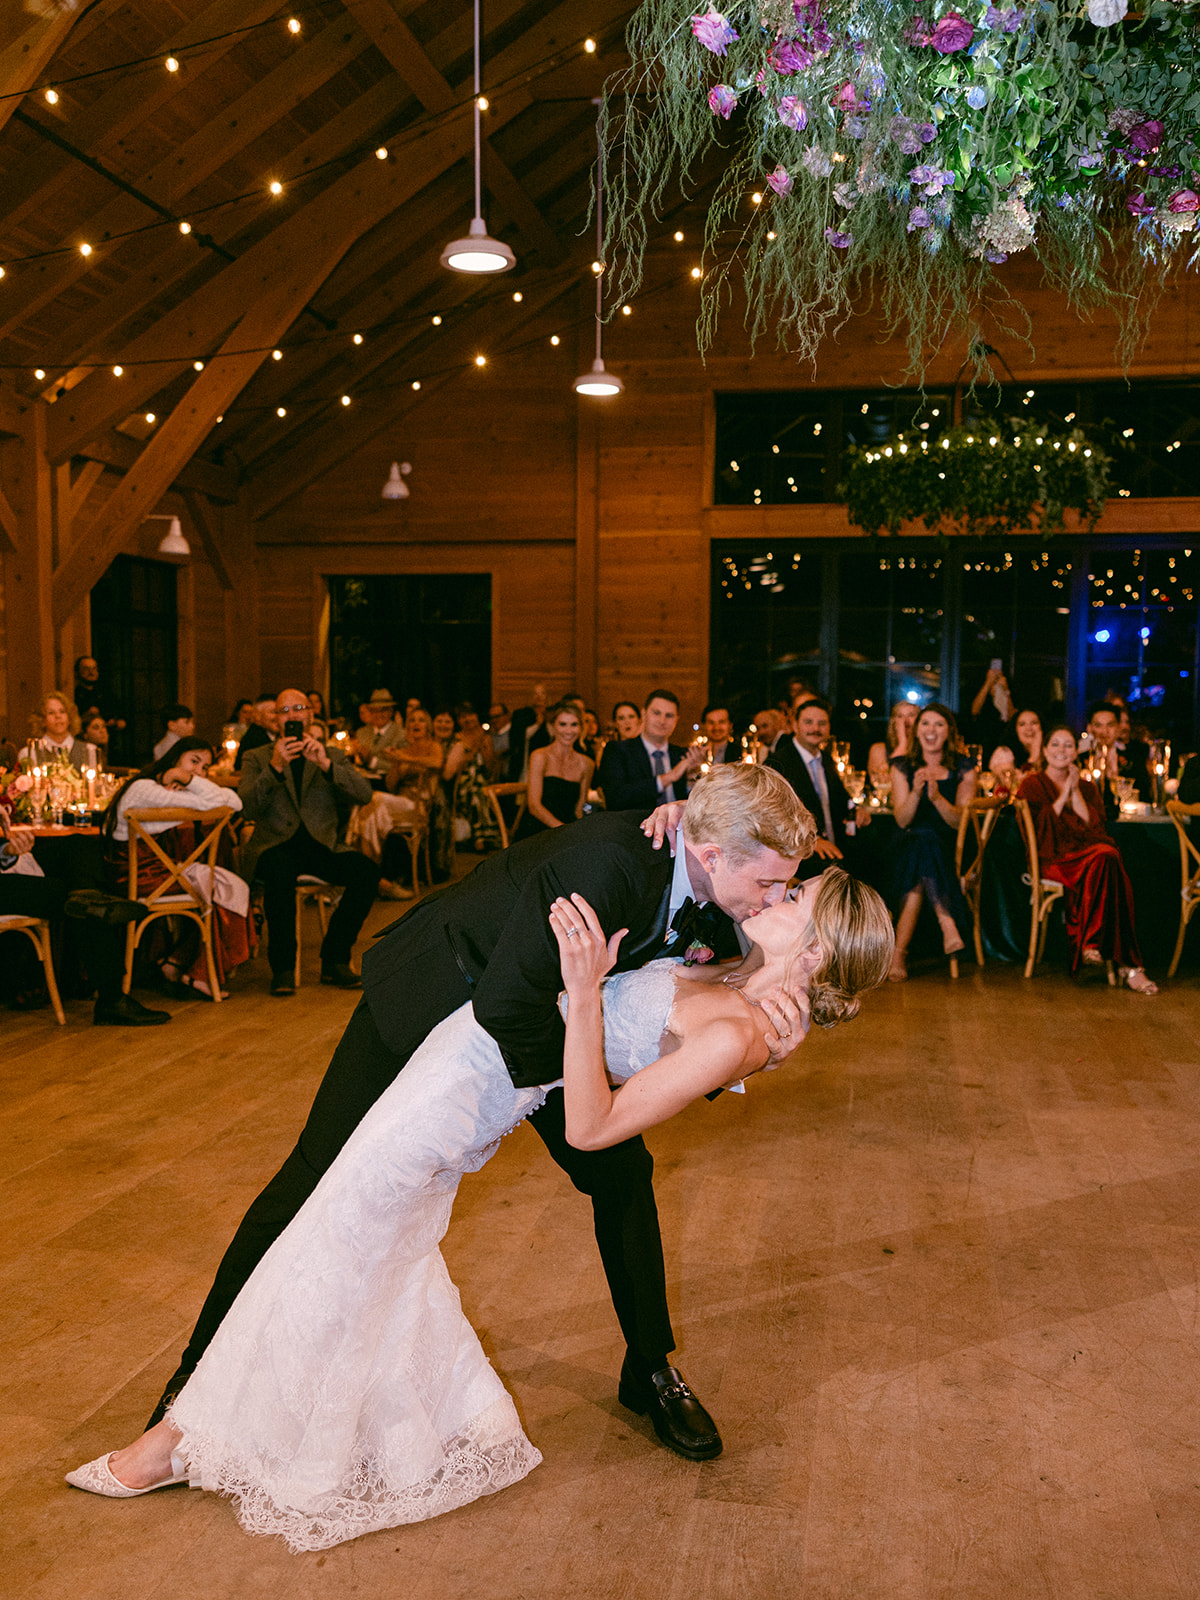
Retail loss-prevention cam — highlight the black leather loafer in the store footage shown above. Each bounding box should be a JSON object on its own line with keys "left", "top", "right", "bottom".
{"left": 320, "top": 963, "right": 362, "bottom": 988}
{"left": 65, "top": 890, "right": 149, "bottom": 927}
{"left": 93, "top": 994, "right": 171, "bottom": 1026}
{"left": 270, "top": 972, "right": 296, "bottom": 996}
{"left": 618, "top": 1359, "right": 723, "bottom": 1461}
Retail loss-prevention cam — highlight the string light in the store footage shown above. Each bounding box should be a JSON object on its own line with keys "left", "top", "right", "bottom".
{"left": 375, "top": 147, "right": 388, "bottom": 160}
{"left": 178, "top": 221, "right": 192, "bottom": 234}
{"left": 690, "top": 266, "right": 701, "bottom": 279}
{"left": 0, "top": 266, "right": 5, "bottom": 280}
{"left": 411, "top": 380, "right": 421, "bottom": 390}
{"left": 512, "top": 291, "right": 522, "bottom": 302}
{"left": 269, "top": 180, "right": 283, "bottom": 196}
{"left": 45, "top": 89, "right": 59, "bottom": 105}
{"left": 145, "top": 412, "right": 156, "bottom": 424}
{"left": 276, "top": 406, "right": 287, "bottom": 417}
{"left": 673, "top": 230, "right": 684, "bottom": 242}
{"left": 272, "top": 348, "right": 283, "bottom": 360}
{"left": 550, "top": 334, "right": 560, "bottom": 346}
{"left": 79, "top": 243, "right": 92, "bottom": 257}
{"left": 34, "top": 368, "right": 45, "bottom": 380}
{"left": 193, "top": 360, "right": 204, "bottom": 371}
{"left": 341, "top": 394, "right": 351, "bottom": 406}
{"left": 476, "top": 95, "right": 489, "bottom": 110}
{"left": 165, "top": 56, "right": 180, "bottom": 72}
{"left": 621, "top": 304, "right": 632, "bottom": 315}
{"left": 112, "top": 364, "right": 122, "bottom": 376}
{"left": 591, "top": 259, "right": 603, "bottom": 274}
{"left": 584, "top": 37, "right": 597, "bottom": 51}
{"left": 287, "top": 17, "right": 302, "bottom": 33}
{"left": 353, "top": 333, "right": 363, "bottom": 345}
{"left": 431, "top": 315, "right": 442, "bottom": 326}
{"left": 751, "top": 191, "right": 763, "bottom": 204}
{"left": 474, "top": 354, "right": 487, "bottom": 366}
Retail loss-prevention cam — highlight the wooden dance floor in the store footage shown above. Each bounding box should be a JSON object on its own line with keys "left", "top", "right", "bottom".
{"left": 6, "top": 889, "right": 1200, "bottom": 1599}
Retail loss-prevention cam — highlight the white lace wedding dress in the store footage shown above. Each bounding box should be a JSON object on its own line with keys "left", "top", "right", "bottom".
{"left": 167, "top": 961, "right": 679, "bottom": 1552}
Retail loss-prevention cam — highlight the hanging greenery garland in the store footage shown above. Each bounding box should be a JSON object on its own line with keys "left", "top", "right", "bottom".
{"left": 602, "top": 0, "right": 1200, "bottom": 373}
{"left": 838, "top": 417, "right": 1114, "bottom": 535}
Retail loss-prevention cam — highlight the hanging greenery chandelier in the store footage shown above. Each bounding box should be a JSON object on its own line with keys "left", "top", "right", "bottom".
{"left": 603, "top": 0, "right": 1200, "bottom": 373}
{"left": 839, "top": 416, "right": 1114, "bottom": 535}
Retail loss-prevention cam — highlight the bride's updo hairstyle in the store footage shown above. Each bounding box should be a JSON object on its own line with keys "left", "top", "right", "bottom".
{"left": 796, "top": 868, "right": 894, "bottom": 1028}
{"left": 682, "top": 763, "right": 816, "bottom": 865}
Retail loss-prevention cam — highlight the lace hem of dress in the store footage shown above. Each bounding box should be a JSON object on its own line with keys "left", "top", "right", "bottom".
{"left": 170, "top": 1401, "right": 543, "bottom": 1553}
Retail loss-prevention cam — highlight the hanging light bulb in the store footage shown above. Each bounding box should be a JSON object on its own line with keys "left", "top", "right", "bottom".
{"left": 440, "top": 0, "right": 515, "bottom": 275}
{"left": 381, "top": 462, "right": 412, "bottom": 500}
{"left": 574, "top": 100, "right": 623, "bottom": 398}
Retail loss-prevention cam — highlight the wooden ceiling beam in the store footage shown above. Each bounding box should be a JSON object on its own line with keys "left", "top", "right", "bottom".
{"left": 0, "top": 17, "right": 376, "bottom": 344}
{"left": 0, "top": 0, "right": 285, "bottom": 235}
{"left": 246, "top": 271, "right": 576, "bottom": 519}
{"left": 75, "top": 430, "right": 240, "bottom": 503}
{"left": 180, "top": 489, "right": 240, "bottom": 591}
{"left": 51, "top": 235, "right": 364, "bottom": 626}
{"left": 0, "top": 6, "right": 86, "bottom": 139}
{"left": 44, "top": 95, "right": 530, "bottom": 468}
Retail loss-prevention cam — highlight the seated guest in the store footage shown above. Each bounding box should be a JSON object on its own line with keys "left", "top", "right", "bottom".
{"left": 227, "top": 700, "right": 255, "bottom": 740}
{"left": 1, "top": 817, "right": 169, "bottom": 1026}
{"left": 350, "top": 689, "right": 404, "bottom": 772}
{"left": 700, "top": 702, "right": 740, "bottom": 764}
{"left": 19, "top": 691, "right": 90, "bottom": 769}
{"left": 153, "top": 703, "right": 195, "bottom": 761}
{"left": 867, "top": 700, "right": 917, "bottom": 788}
{"left": 611, "top": 700, "right": 642, "bottom": 741}
{"left": 375, "top": 707, "right": 447, "bottom": 899}
{"left": 989, "top": 707, "right": 1044, "bottom": 782}
{"left": 1177, "top": 752, "right": 1200, "bottom": 805}
{"left": 752, "top": 706, "right": 788, "bottom": 759}
{"left": 887, "top": 702, "right": 975, "bottom": 982}
{"left": 581, "top": 708, "right": 604, "bottom": 765}
{"left": 768, "top": 696, "right": 853, "bottom": 880}
{"left": 82, "top": 715, "right": 111, "bottom": 769}
{"left": 239, "top": 691, "right": 378, "bottom": 994}
{"left": 597, "top": 690, "right": 701, "bottom": 811}
{"left": 487, "top": 703, "right": 512, "bottom": 767}
{"left": 514, "top": 701, "right": 594, "bottom": 840}
{"left": 307, "top": 690, "right": 327, "bottom": 722}
{"left": 104, "top": 738, "right": 252, "bottom": 999}
{"left": 234, "top": 694, "right": 277, "bottom": 770}
{"left": 1082, "top": 699, "right": 1153, "bottom": 803}
{"left": 445, "top": 704, "right": 501, "bottom": 852}
{"left": 1018, "top": 727, "right": 1157, "bottom": 993}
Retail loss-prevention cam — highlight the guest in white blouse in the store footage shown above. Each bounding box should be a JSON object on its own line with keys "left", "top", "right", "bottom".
{"left": 104, "top": 738, "right": 252, "bottom": 998}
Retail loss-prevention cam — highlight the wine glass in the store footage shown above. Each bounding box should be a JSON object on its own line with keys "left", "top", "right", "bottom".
{"left": 844, "top": 767, "right": 867, "bottom": 804}
{"left": 978, "top": 769, "right": 996, "bottom": 796}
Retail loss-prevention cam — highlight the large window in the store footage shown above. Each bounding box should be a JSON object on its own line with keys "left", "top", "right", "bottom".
{"left": 90, "top": 554, "right": 178, "bottom": 765}
{"left": 710, "top": 538, "right": 1200, "bottom": 751}
{"left": 328, "top": 575, "right": 491, "bottom": 725}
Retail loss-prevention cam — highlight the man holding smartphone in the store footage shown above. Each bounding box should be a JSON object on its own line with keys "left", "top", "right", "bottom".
{"left": 238, "top": 690, "right": 378, "bottom": 995}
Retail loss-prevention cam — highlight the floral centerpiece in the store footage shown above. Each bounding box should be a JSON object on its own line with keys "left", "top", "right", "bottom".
{"left": 603, "top": 0, "right": 1200, "bottom": 371}
{"left": 839, "top": 414, "right": 1114, "bottom": 534}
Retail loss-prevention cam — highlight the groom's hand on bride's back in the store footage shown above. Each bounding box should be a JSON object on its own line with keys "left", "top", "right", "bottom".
{"left": 640, "top": 800, "right": 687, "bottom": 850}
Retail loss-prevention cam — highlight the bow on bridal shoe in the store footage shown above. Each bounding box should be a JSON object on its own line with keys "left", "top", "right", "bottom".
{"left": 65, "top": 1450, "right": 190, "bottom": 1497}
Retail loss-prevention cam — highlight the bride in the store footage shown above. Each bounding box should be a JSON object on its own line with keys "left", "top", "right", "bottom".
{"left": 67, "top": 867, "right": 892, "bottom": 1551}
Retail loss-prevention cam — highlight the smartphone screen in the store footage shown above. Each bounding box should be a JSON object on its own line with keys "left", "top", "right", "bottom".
{"left": 283, "top": 719, "right": 305, "bottom": 740}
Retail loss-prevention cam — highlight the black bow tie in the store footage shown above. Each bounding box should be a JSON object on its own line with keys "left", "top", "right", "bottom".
{"left": 661, "top": 897, "right": 731, "bottom": 957}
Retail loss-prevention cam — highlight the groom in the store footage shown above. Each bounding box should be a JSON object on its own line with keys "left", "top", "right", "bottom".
{"left": 148, "top": 763, "right": 814, "bottom": 1461}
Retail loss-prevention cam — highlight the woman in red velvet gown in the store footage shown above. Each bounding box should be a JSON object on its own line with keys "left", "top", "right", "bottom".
{"left": 1017, "top": 726, "right": 1157, "bottom": 994}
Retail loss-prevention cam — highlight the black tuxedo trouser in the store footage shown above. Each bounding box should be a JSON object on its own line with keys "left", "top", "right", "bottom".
{"left": 149, "top": 993, "right": 674, "bottom": 1425}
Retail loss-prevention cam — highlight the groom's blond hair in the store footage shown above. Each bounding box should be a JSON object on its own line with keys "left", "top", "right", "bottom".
{"left": 682, "top": 763, "right": 815, "bottom": 864}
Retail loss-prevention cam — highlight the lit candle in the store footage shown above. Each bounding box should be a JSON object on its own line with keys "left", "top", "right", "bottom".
{"left": 86, "top": 767, "right": 96, "bottom": 808}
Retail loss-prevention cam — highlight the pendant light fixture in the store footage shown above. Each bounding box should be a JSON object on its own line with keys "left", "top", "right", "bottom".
{"left": 381, "top": 461, "right": 412, "bottom": 500}
{"left": 440, "top": 0, "right": 515, "bottom": 275}
{"left": 145, "top": 513, "right": 190, "bottom": 555}
{"left": 574, "top": 100, "right": 623, "bottom": 397}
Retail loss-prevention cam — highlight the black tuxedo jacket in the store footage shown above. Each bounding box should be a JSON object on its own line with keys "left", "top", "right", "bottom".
{"left": 361, "top": 810, "right": 736, "bottom": 1089}
{"left": 597, "top": 737, "right": 687, "bottom": 813}
{"left": 767, "top": 738, "right": 850, "bottom": 849}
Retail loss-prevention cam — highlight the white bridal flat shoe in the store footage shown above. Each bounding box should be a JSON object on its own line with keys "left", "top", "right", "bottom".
{"left": 65, "top": 1450, "right": 190, "bottom": 1497}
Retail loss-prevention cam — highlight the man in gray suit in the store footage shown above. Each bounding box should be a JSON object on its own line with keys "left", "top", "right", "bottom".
{"left": 240, "top": 689, "right": 379, "bottom": 995}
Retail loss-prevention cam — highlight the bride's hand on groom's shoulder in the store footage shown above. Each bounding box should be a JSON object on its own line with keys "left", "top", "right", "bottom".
{"left": 640, "top": 799, "right": 686, "bottom": 849}
{"left": 759, "top": 986, "right": 810, "bottom": 1067}
{"left": 549, "top": 893, "right": 627, "bottom": 991}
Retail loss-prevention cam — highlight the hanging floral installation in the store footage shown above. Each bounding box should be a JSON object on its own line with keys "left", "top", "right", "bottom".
{"left": 838, "top": 416, "right": 1114, "bottom": 535}
{"left": 602, "top": 0, "right": 1200, "bottom": 371}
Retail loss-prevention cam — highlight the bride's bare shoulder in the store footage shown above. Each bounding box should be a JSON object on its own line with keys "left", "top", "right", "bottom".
{"left": 671, "top": 975, "right": 761, "bottom": 1050}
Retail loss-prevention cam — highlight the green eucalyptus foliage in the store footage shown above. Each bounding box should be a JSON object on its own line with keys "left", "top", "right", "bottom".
{"left": 839, "top": 418, "right": 1114, "bottom": 536}
{"left": 603, "top": 0, "right": 1200, "bottom": 375}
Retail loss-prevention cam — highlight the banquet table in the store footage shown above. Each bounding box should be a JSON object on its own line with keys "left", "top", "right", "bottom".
{"left": 850, "top": 805, "right": 1186, "bottom": 971}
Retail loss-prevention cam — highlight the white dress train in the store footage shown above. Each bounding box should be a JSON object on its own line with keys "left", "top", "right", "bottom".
{"left": 168, "top": 962, "right": 678, "bottom": 1552}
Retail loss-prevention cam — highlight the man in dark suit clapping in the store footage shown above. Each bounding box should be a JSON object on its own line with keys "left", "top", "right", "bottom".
{"left": 597, "top": 689, "right": 702, "bottom": 811}
{"left": 768, "top": 696, "right": 854, "bottom": 881}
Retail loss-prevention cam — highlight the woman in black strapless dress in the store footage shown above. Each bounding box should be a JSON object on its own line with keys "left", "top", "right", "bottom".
{"left": 513, "top": 701, "right": 594, "bottom": 841}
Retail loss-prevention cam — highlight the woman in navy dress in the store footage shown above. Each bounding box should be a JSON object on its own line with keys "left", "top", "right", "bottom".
{"left": 887, "top": 701, "right": 976, "bottom": 982}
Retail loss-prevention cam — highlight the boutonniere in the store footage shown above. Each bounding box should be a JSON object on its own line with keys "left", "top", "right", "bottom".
{"left": 684, "top": 940, "right": 715, "bottom": 965}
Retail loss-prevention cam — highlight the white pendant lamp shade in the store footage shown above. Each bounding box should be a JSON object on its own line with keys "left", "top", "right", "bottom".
{"left": 440, "top": 215, "right": 515, "bottom": 274}
{"left": 441, "top": 0, "right": 515, "bottom": 276}
{"left": 575, "top": 100, "right": 623, "bottom": 399}
{"left": 145, "top": 513, "right": 190, "bottom": 555}
{"left": 573, "top": 357, "right": 624, "bottom": 396}
{"left": 382, "top": 461, "right": 412, "bottom": 500}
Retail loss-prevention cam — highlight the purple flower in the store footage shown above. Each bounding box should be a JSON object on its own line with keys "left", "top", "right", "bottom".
{"left": 778, "top": 93, "right": 808, "bottom": 130}
{"left": 984, "top": 249, "right": 1008, "bottom": 263}
{"left": 691, "top": 6, "right": 739, "bottom": 55}
{"left": 844, "top": 116, "right": 869, "bottom": 139}
{"left": 769, "top": 37, "right": 812, "bottom": 73}
{"left": 909, "top": 164, "right": 956, "bottom": 195}
{"left": 905, "top": 13, "right": 931, "bottom": 45}
{"left": 1127, "top": 119, "right": 1164, "bottom": 153}
{"left": 1126, "top": 191, "right": 1154, "bottom": 216}
{"left": 1147, "top": 165, "right": 1182, "bottom": 178}
{"left": 917, "top": 121, "right": 938, "bottom": 143}
{"left": 889, "top": 115, "right": 922, "bottom": 154}
{"left": 1168, "top": 189, "right": 1200, "bottom": 214}
{"left": 708, "top": 83, "right": 738, "bottom": 119}
{"left": 907, "top": 205, "right": 931, "bottom": 231}
{"left": 832, "top": 80, "right": 859, "bottom": 111}
{"left": 984, "top": 5, "right": 1022, "bottom": 30}
{"left": 930, "top": 11, "right": 974, "bottom": 52}
{"left": 767, "top": 164, "right": 794, "bottom": 196}
{"left": 824, "top": 227, "right": 854, "bottom": 248}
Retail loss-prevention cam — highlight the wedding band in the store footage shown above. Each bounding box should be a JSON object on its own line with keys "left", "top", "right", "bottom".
{"left": 566, "top": 929, "right": 578, "bottom": 938}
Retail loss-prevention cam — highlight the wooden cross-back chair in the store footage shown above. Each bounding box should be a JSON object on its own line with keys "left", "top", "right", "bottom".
{"left": 385, "top": 767, "right": 439, "bottom": 889}
{"left": 0, "top": 915, "right": 65, "bottom": 1024}
{"left": 954, "top": 795, "right": 1007, "bottom": 968}
{"left": 121, "top": 807, "right": 234, "bottom": 1002}
{"left": 1166, "top": 800, "right": 1200, "bottom": 977}
{"left": 1012, "top": 797, "right": 1115, "bottom": 984}
{"left": 481, "top": 782, "right": 528, "bottom": 851}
